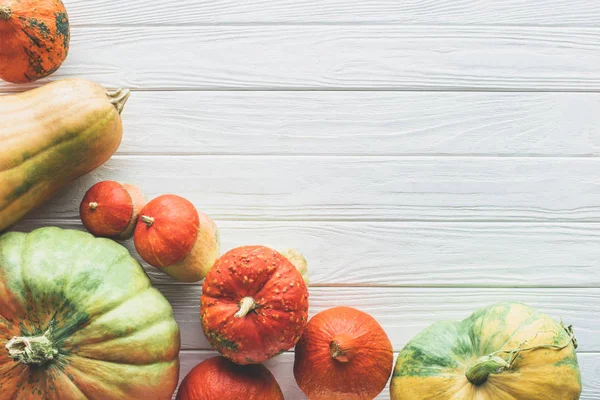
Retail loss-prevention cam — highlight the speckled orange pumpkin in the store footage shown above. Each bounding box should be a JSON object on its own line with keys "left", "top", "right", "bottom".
{"left": 201, "top": 246, "right": 309, "bottom": 365}
{"left": 0, "top": 0, "right": 70, "bottom": 83}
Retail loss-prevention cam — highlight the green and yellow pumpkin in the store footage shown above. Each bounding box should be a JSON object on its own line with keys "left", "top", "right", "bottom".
{"left": 0, "top": 227, "right": 180, "bottom": 399}
{"left": 391, "top": 302, "right": 581, "bottom": 400}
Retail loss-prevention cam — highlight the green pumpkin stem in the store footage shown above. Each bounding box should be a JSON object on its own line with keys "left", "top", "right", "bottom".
{"left": 466, "top": 325, "right": 577, "bottom": 386}
{"left": 234, "top": 297, "right": 256, "bottom": 318}
{"left": 0, "top": 6, "right": 11, "bottom": 20}
{"left": 466, "top": 355, "right": 508, "bottom": 385}
{"left": 5, "top": 329, "right": 58, "bottom": 366}
{"left": 106, "top": 88, "right": 131, "bottom": 115}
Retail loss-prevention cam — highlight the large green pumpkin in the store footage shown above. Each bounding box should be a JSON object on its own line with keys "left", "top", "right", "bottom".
{"left": 391, "top": 302, "right": 581, "bottom": 400}
{"left": 0, "top": 227, "right": 180, "bottom": 399}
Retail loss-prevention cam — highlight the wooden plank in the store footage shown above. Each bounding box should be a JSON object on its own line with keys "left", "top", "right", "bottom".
{"left": 66, "top": 0, "right": 600, "bottom": 26}
{"left": 17, "top": 155, "right": 600, "bottom": 222}
{"left": 111, "top": 91, "right": 600, "bottom": 156}
{"left": 144, "top": 286, "right": 600, "bottom": 351}
{"left": 11, "top": 219, "right": 600, "bottom": 287}
{"left": 3, "top": 26, "right": 600, "bottom": 91}
{"left": 177, "top": 350, "right": 600, "bottom": 399}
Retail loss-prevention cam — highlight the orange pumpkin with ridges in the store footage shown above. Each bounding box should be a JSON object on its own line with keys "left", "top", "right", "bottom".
{"left": 176, "top": 356, "right": 283, "bottom": 400}
{"left": 0, "top": 0, "right": 70, "bottom": 83}
{"left": 201, "top": 246, "right": 309, "bottom": 365}
{"left": 294, "top": 306, "right": 393, "bottom": 400}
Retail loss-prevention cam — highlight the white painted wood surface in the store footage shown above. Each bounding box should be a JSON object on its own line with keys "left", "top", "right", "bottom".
{"left": 4, "top": 0, "right": 600, "bottom": 398}
{"left": 2, "top": 25, "right": 600, "bottom": 91}
{"left": 22, "top": 155, "right": 600, "bottom": 222}
{"left": 118, "top": 91, "right": 600, "bottom": 156}
{"left": 67, "top": 0, "right": 600, "bottom": 26}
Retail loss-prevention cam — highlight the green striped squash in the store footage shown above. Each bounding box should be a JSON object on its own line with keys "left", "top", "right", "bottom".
{"left": 391, "top": 302, "right": 581, "bottom": 400}
{"left": 0, "top": 227, "right": 180, "bottom": 399}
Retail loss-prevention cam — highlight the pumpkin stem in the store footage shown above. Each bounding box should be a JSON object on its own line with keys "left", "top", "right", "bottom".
{"left": 280, "top": 248, "right": 309, "bottom": 285}
{"left": 234, "top": 297, "right": 257, "bottom": 318}
{"left": 5, "top": 329, "right": 58, "bottom": 366}
{"left": 0, "top": 6, "right": 11, "bottom": 20}
{"left": 89, "top": 202, "right": 98, "bottom": 210}
{"left": 466, "top": 324, "right": 578, "bottom": 386}
{"left": 329, "top": 334, "right": 356, "bottom": 363}
{"left": 465, "top": 355, "right": 508, "bottom": 385}
{"left": 106, "top": 88, "right": 131, "bottom": 115}
{"left": 140, "top": 215, "right": 155, "bottom": 227}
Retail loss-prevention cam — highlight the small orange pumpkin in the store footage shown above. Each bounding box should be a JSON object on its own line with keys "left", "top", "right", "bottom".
{"left": 176, "top": 356, "right": 284, "bottom": 400}
{"left": 294, "top": 306, "right": 393, "bottom": 400}
{"left": 134, "top": 195, "right": 220, "bottom": 282}
{"left": 0, "top": 0, "right": 70, "bottom": 83}
{"left": 80, "top": 181, "right": 147, "bottom": 240}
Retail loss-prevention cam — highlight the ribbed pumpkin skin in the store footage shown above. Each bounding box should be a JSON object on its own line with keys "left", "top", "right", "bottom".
{"left": 201, "top": 246, "right": 309, "bottom": 365}
{"left": 294, "top": 307, "right": 393, "bottom": 400}
{"left": 0, "top": 227, "right": 180, "bottom": 399}
{"left": 176, "top": 356, "right": 284, "bottom": 400}
{"left": 0, "top": 78, "right": 127, "bottom": 232}
{"left": 0, "top": 0, "right": 70, "bottom": 83}
{"left": 391, "top": 302, "right": 582, "bottom": 400}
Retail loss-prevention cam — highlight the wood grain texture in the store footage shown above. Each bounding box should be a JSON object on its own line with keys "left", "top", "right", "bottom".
{"left": 66, "top": 0, "right": 600, "bottom": 26}
{"left": 18, "top": 155, "right": 600, "bottom": 222}
{"left": 145, "top": 285, "right": 600, "bottom": 351}
{"left": 110, "top": 91, "right": 600, "bottom": 156}
{"left": 3, "top": 25, "right": 600, "bottom": 91}
{"left": 177, "top": 351, "right": 600, "bottom": 400}
{"left": 11, "top": 219, "right": 600, "bottom": 287}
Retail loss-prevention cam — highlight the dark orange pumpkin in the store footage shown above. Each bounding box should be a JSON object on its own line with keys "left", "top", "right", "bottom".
{"left": 176, "top": 356, "right": 284, "bottom": 400}
{"left": 80, "top": 181, "right": 146, "bottom": 240}
{"left": 201, "top": 246, "right": 309, "bottom": 365}
{"left": 294, "top": 306, "right": 393, "bottom": 400}
{"left": 0, "top": 0, "right": 70, "bottom": 83}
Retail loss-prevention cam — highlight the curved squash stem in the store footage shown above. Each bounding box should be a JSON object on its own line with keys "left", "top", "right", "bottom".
{"left": 490, "top": 325, "right": 577, "bottom": 368}
{"left": 106, "top": 89, "right": 131, "bottom": 115}
{"left": 234, "top": 297, "right": 257, "bottom": 318}
{"left": 140, "top": 215, "right": 155, "bottom": 227}
{"left": 466, "top": 322, "right": 577, "bottom": 386}
{"left": 0, "top": 6, "right": 11, "bottom": 20}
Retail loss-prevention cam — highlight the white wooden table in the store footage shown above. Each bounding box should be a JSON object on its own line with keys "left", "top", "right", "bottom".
{"left": 7, "top": 0, "right": 600, "bottom": 398}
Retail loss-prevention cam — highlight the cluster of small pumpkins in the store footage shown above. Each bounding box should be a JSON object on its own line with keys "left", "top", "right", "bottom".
{"left": 77, "top": 180, "right": 395, "bottom": 399}
{"left": 0, "top": 0, "right": 585, "bottom": 399}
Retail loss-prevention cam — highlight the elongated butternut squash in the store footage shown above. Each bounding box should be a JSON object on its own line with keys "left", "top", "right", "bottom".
{"left": 0, "top": 78, "right": 129, "bottom": 231}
